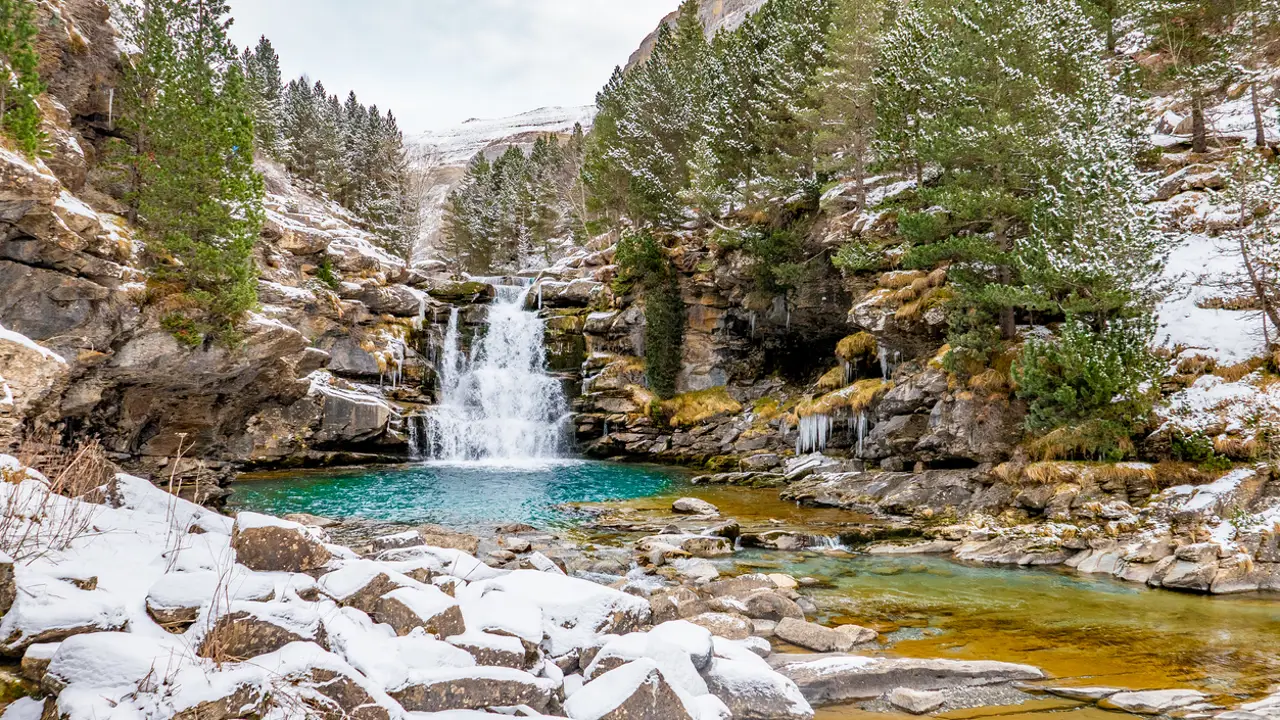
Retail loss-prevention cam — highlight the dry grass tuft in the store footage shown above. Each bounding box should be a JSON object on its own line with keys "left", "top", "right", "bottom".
{"left": 817, "top": 366, "right": 846, "bottom": 391}
{"left": 968, "top": 368, "right": 1011, "bottom": 393}
{"left": 1023, "top": 461, "right": 1081, "bottom": 486}
{"left": 1026, "top": 422, "right": 1135, "bottom": 462}
{"left": 880, "top": 270, "right": 927, "bottom": 289}
{"left": 927, "top": 266, "right": 948, "bottom": 287}
{"left": 1213, "top": 435, "right": 1260, "bottom": 460}
{"left": 1089, "top": 462, "right": 1157, "bottom": 486}
{"left": 836, "top": 332, "right": 879, "bottom": 361}
{"left": 662, "top": 387, "right": 744, "bottom": 427}
{"left": 798, "top": 379, "right": 893, "bottom": 418}
{"left": 1214, "top": 357, "right": 1266, "bottom": 383}
{"left": 1152, "top": 461, "right": 1211, "bottom": 489}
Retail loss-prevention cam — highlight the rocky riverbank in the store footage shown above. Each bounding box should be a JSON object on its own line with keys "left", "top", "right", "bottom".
{"left": 3, "top": 450, "right": 1280, "bottom": 720}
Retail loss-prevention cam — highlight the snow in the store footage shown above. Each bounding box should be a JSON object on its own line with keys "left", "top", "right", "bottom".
{"left": 381, "top": 585, "right": 459, "bottom": 621}
{"left": 1160, "top": 374, "right": 1280, "bottom": 438}
{"left": 457, "top": 589, "right": 543, "bottom": 644}
{"left": 471, "top": 570, "right": 650, "bottom": 657}
{"left": 565, "top": 659, "right": 700, "bottom": 720}
{"left": 0, "top": 323, "right": 66, "bottom": 364}
{"left": 0, "top": 454, "right": 810, "bottom": 719}
{"left": 1154, "top": 234, "right": 1263, "bottom": 363}
{"left": 586, "top": 632, "right": 709, "bottom": 697}
{"left": 0, "top": 698, "right": 44, "bottom": 720}
{"left": 415, "top": 106, "right": 597, "bottom": 166}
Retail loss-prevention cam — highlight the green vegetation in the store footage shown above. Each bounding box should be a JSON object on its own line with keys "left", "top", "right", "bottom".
{"left": 443, "top": 130, "right": 587, "bottom": 274}
{"left": 241, "top": 36, "right": 417, "bottom": 259}
{"left": 0, "top": 0, "right": 45, "bottom": 157}
{"left": 116, "top": 0, "right": 263, "bottom": 347}
{"left": 615, "top": 230, "right": 686, "bottom": 399}
{"left": 1014, "top": 319, "right": 1162, "bottom": 457}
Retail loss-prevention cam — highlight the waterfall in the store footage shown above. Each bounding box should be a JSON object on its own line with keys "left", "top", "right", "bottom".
{"left": 415, "top": 283, "right": 568, "bottom": 463}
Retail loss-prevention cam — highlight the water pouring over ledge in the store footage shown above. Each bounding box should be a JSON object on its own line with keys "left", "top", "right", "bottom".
{"left": 411, "top": 279, "right": 572, "bottom": 464}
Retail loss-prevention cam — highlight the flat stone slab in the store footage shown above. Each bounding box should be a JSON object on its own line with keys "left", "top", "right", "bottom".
{"left": 1042, "top": 686, "right": 1121, "bottom": 702}
{"left": 889, "top": 687, "right": 946, "bottom": 714}
{"left": 1100, "top": 689, "right": 1208, "bottom": 715}
{"left": 770, "top": 654, "right": 1044, "bottom": 707}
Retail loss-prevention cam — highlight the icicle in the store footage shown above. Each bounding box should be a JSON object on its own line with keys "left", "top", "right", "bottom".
{"left": 796, "top": 414, "right": 833, "bottom": 454}
{"left": 603, "top": 418, "right": 610, "bottom": 437}
{"left": 538, "top": 283, "right": 544, "bottom": 310}
{"left": 750, "top": 312, "right": 757, "bottom": 338}
{"left": 108, "top": 88, "right": 114, "bottom": 129}
{"left": 841, "top": 359, "right": 852, "bottom": 385}
{"left": 878, "top": 348, "right": 889, "bottom": 381}
{"left": 856, "top": 411, "right": 868, "bottom": 458}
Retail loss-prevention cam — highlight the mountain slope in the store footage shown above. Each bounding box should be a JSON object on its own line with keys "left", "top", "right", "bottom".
{"left": 410, "top": 106, "right": 596, "bottom": 266}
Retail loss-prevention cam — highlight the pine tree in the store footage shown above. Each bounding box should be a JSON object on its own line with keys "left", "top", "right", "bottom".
{"left": 1140, "top": 0, "right": 1238, "bottom": 153}
{"left": 118, "top": 0, "right": 264, "bottom": 346}
{"left": 241, "top": 35, "right": 283, "bottom": 156}
{"left": 884, "top": 0, "right": 1110, "bottom": 358}
{"left": 808, "top": 0, "right": 885, "bottom": 211}
{"left": 0, "top": 0, "right": 44, "bottom": 157}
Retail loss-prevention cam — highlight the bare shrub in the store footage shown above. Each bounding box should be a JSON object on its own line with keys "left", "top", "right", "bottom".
{"left": 0, "top": 435, "right": 112, "bottom": 562}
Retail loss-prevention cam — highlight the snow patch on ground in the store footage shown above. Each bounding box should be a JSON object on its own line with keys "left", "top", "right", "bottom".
{"left": 1155, "top": 235, "right": 1263, "bottom": 363}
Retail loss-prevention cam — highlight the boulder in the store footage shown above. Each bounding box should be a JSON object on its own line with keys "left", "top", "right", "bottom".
{"left": 834, "top": 624, "right": 878, "bottom": 646}
{"left": 0, "top": 576, "right": 128, "bottom": 655}
{"left": 19, "top": 642, "right": 57, "bottom": 682}
{"left": 687, "top": 612, "right": 754, "bottom": 641}
{"left": 318, "top": 562, "right": 422, "bottom": 614}
{"left": 197, "top": 602, "right": 326, "bottom": 662}
{"left": 43, "top": 633, "right": 188, "bottom": 695}
{"left": 565, "top": 659, "right": 696, "bottom": 720}
{"left": 389, "top": 666, "right": 552, "bottom": 712}
{"left": 650, "top": 587, "right": 711, "bottom": 623}
{"left": 374, "top": 586, "right": 466, "bottom": 637}
{"left": 447, "top": 630, "right": 531, "bottom": 669}
{"left": 704, "top": 639, "right": 813, "bottom": 720}
{"left": 772, "top": 656, "right": 1044, "bottom": 706}
{"left": 0, "top": 551, "right": 13, "bottom": 614}
{"left": 472, "top": 571, "right": 651, "bottom": 656}
{"left": 889, "top": 687, "right": 946, "bottom": 715}
{"left": 359, "top": 285, "right": 426, "bottom": 317}
{"left": 146, "top": 569, "right": 275, "bottom": 627}
{"left": 417, "top": 524, "right": 481, "bottom": 555}
{"left": 672, "top": 497, "right": 720, "bottom": 516}
{"left": 775, "top": 618, "right": 856, "bottom": 653}
{"left": 640, "top": 534, "right": 734, "bottom": 558}
{"left": 370, "top": 531, "right": 425, "bottom": 552}
{"left": 231, "top": 513, "right": 332, "bottom": 573}
{"left": 740, "top": 590, "right": 805, "bottom": 622}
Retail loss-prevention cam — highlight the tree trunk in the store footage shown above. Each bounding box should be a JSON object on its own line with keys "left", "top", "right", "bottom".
{"left": 1252, "top": 83, "right": 1267, "bottom": 148}
{"left": 995, "top": 220, "right": 1016, "bottom": 341}
{"left": 1191, "top": 91, "right": 1208, "bottom": 154}
{"left": 1240, "top": 236, "right": 1280, "bottom": 336}
{"left": 854, "top": 136, "right": 868, "bottom": 213}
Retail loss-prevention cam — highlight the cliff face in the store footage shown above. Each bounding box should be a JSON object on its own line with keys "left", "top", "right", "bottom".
{"left": 625, "top": 0, "right": 768, "bottom": 69}
{"left": 0, "top": 0, "right": 487, "bottom": 494}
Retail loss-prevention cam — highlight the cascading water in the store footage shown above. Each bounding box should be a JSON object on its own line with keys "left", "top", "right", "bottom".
{"left": 414, "top": 282, "right": 569, "bottom": 463}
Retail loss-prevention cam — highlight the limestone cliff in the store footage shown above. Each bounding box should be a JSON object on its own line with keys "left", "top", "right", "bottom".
{"left": 0, "top": 0, "right": 479, "bottom": 494}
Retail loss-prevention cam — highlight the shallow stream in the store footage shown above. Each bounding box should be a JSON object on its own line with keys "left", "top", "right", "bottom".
{"left": 229, "top": 462, "right": 1280, "bottom": 704}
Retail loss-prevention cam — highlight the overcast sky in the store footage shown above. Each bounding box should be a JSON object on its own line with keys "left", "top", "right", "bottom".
{"left": 225, "top": 1, "right": 677, "bottom": 135}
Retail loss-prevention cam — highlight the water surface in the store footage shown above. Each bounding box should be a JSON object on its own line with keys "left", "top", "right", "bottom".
{"left": 720, "top": 551, "right": 1280, "bottom": 700}
{"left": 229, "top": 460, "right": 688, "bottom": 528}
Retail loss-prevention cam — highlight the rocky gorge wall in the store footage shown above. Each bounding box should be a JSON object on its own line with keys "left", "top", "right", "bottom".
{"left": 0, "top": 0, "right": 515, "bottom": 496}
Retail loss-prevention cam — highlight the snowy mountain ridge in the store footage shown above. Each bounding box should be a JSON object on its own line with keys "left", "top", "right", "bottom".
{"left": 414, "top": 105, "right": 596, "bottom": 166}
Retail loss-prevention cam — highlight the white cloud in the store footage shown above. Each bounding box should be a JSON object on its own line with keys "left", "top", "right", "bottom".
{"left": 226, "top": 0, "right": 676, "bottom": 133}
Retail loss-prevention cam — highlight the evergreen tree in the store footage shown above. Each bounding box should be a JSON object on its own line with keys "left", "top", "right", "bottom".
{"left": 241, "top": 35, "right": 282, "bottom": 156}
{"left": 808, "top": 0, "right": 886, "bottom": 211}
{"left": 117, "top": 0, "right": 264, "bottom": 346}
{"left": 884, "top": 0, "right": 1109, "bottom": 358}
{"left": 1140, "top": 0, "right": 1238, "bottom": 153}
{"left": 0, "top": 0, "right": 44, "bottom": 157}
